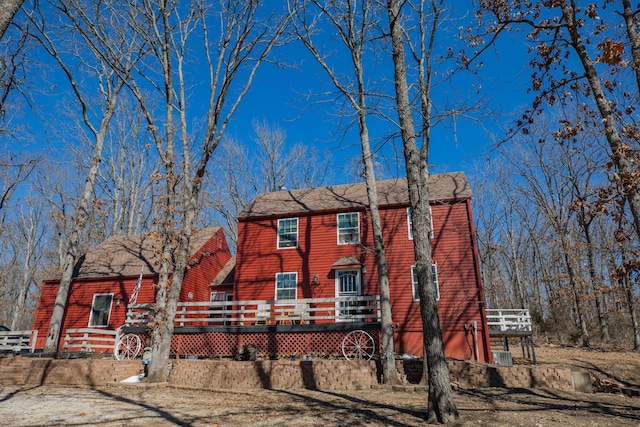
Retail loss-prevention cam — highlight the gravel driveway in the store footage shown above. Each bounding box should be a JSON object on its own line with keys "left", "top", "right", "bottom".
{"left": 2, "top": 381, "right": 639, "bottom": 427}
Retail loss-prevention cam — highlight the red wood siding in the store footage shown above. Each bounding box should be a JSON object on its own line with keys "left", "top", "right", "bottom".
{"left": 236, "top": 212, "right": 372, "bottom": 302}
{"left": 33, "top": 230, "right": 233, "bottom": 351}
{"left": 32, "top": 275, "right": 157, "bottom": 350}
{"left": 181, "top": 228, "right": 233, "bottom": 303}
{"left": 235, "top": 199, "right": 491, "bottom": 362}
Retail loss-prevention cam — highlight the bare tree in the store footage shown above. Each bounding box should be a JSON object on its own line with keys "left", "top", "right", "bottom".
{"left": 0, "top": 154, "right": 37, "bottom": 232}
{"left": 387, "top": 0, "right": 459, "bottom": 422}
{"left": 117, "top": 0, "right": 288, "bottom": 382}
{"left": 289, "top": 0, "right": 399, "bottom": 384}
{"left": 474, "top": 1, "right": 640, "bottom": 247}
{"left": 25, "top": 0, "right": 145, "bottom": 352}
{"left": 204, "top": 119, "right": 330, "bottom": 248}
{"left": 0, "top": 22, "right": 31, "bottom": 135}
{"left": 9, "top": 197, "right": 48, "bottom": 330}
{"left": 0, "top": 0, "right": 24, "bottom": 40}
{"left": 95, "top": 97, "right": 160, "bottom": 237}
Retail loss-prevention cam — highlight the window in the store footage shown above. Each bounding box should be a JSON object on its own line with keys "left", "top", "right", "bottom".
{"left": 275, "top": 272, "right": 297, "bottom": 301}
{"left": 277, "top": 218, "right": 298, "bottom": 248}
{"left": 337, "top": 212, "right": 360, "bottom": 244}
{"left": 407, "top": 206, "right": 434, "bottom": 240}
{"left": 411, "top": 265, "right": 440, "bottom": 301}
{"left": 89, "top": 294, "right": 113, "bottom": 327}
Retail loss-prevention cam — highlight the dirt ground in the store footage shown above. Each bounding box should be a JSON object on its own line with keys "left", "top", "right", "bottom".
{"left": 1, "top": 345, "right": 639, "bottom": 427}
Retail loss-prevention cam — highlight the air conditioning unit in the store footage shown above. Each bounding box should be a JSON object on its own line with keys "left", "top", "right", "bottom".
{"left": 492, "top": 350, "right": 513, "bottom": 367}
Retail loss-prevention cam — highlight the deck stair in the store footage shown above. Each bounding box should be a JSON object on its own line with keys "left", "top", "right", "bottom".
{"left": 486, "top": 308, "right": 536, "bottom": 365}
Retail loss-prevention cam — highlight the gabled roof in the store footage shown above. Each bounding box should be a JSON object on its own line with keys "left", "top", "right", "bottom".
{"left": 239, "top": 172, "right": 471, "bottom": 219}
{"left": 72, "top": 227, "right": 222, "bottom": 279}
{"left": 210, "top": 258, "right": 235, "bottom": 287}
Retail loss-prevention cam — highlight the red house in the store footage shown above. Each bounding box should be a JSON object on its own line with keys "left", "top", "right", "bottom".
{"left": 234, "top": 172, "right": 492, "bottom": 362}
{"left": 32, "top": 227, "right": 233, "bottom": 351}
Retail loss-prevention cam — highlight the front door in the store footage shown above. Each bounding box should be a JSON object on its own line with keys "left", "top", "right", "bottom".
{"left": 336, "top": 269, "right": 360, "bottom": 321}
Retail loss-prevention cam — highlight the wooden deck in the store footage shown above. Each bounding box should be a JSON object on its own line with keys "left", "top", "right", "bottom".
{"left": 486, "top": 309, "right": 536, "bottom": 364}
{"left": 125, "top": 295, "right": 381, "bottom": 328}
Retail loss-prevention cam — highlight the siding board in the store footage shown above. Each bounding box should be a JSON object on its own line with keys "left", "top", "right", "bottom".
{"left": 236, "top": 196, "right": 492, "bottom": 362}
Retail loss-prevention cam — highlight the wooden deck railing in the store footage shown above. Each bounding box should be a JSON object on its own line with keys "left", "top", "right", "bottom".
{"left": 0, "top": 330, "right": 38, "bottom": 353}
{"left": 63, "top": 328, "right": 120, "bottom": 353}
{"left": 486, "top": 309, "right": 532, "bottom": 334}
{"left": 125, "top": 295, "right": 381, "bottom": 327}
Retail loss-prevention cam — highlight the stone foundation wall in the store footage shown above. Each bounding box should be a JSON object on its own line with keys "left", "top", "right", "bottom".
{"left": 0, "top": 356, "right": 591, "bottom": 393}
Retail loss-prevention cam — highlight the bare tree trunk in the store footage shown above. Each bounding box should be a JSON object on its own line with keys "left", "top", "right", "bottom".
{"left": 622, "top": 0, "right": 640, "bottom": 96}
{"left": 11, "top": 204, "right": 45, "bottom": 330}
{"left": 387, "top": 0, "right": 458, "bottom": 422}
{"left": 43, "top": 134, "right": 106, "bottom": 352}
{"left": 618, "top": 246, "right": 640, "bottom": 351}
{"left": 623, "top": 269, "right": 640, "bottom": 351}
{"left": 124, "top": 0, "right": 287, "bottom": 382}
{"left": 583, "top": 224, "right": 610, "bottom": 343}
{"left": 560, "top": 238, "right": 590, "bottom": 347}
{"left": 0, "top": 0, "right": 23, "bottom": 40}
{"left": 25, "top": 0, "right": 140, "bottom": 352}
{"left": 289, "top": 0, "right": 398, "bottom": 384}
{"left": 559, "top": 1, "right": 640, "bottom": 243}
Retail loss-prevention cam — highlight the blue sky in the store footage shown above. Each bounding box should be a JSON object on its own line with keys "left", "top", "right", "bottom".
{"left": 6, "top": 2, "right": 539, "bottom": 191}
{"left": 219, "top": 10, "right": 536, "bottom": 185}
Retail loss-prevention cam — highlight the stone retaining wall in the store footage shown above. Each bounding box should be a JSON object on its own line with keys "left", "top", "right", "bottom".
{"left": 0, "top": 356, "right": 591, "bottom": 393}
{"left": 168, "top": 359, "right": 377, "bottom": 390}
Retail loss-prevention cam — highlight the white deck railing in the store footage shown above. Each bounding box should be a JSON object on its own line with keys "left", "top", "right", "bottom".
{"left": 62, "top": 328, "right": 120, "bottom": 353}
{"left": 125, "top": 295, "right": 381, "bottom": 327}
{"left": 0, "top": 330, "right": 38, "bottom": 353}
{"left": 486, "top": 309, "right": 532, "bottom": 333}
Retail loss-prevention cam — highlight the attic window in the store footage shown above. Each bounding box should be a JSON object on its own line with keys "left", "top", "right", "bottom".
{"left": 277, "top": 218, "right": 298, "bottom": 249}
{"left": 89, "top": 294, "right": 113, "bottom": 327}
{"left": 337, "top": 212, "right": 360, "bottom": 245}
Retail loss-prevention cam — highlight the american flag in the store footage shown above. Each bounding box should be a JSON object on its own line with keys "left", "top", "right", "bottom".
{"left": 128, "top": 266, "right": 144, "bottom": 305}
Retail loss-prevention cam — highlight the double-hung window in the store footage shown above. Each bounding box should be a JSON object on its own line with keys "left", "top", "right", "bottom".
{"left": 278, "top": 218, "right": 298, "bottom": 249}
{"left": 407, "top": 206, "right": 434, "bottom": 240}
{"left": 411, "top": 265, "right": 440, "bottom": 301}
{"left": 89, "top": 294, "right": 113, "bottom": 327}
{"left": 275, "top": 272, "right": 297, "bottom": 301}
{"left": 337, "top": 212, "right": 360, "bottom": 245}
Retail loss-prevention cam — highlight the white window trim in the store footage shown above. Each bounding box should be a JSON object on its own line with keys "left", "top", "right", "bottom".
{"left": 407, "top": 206, "right": 434, "bottom": 240}
{"left": 277, "top": 217, "right": 298, "bottom": 249}
{"left": 275, "top": 272, "right": 298, "bottom": 302}
{"left": 334, "top": 269, "right": 362, "bottom": 296}
{"left": 88, "top": 293, "right": 114, "bottom": 328}
{"left": 337, "top": 212, "right": 360, "bottom": 245}
{"left": 411, "top": 265, "right": 440, "bottom": 301}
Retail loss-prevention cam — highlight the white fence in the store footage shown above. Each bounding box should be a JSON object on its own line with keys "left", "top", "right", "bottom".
{"left": 62, "top": 328, "right": 120, "bottom": 353}
{"left": 126, "top": 295, "right": 381, "bottom": 327}
{"left": 486, "top": 309, "right": 532, "bottom": 334}
{"left": 0, "top": 330, "right": 38, "bottom": 353}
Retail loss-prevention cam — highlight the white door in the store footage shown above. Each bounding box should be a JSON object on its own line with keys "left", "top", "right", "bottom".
{"left": 336, "top": 269, "right": 360, "bottom": 320}
{"left": 210, "top": 291, "right": 227, "bottom": 324}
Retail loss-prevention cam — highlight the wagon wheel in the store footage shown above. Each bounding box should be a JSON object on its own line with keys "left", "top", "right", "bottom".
{"left": 115, "top": 333, "right": 142, "bottom": 360}
{"left": 342, "top": 330, "right": 375, "bottom": 360}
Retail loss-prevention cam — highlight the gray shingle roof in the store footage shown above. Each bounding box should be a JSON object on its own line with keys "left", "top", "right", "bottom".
{"left": 239, "top": 172, "right": 471, "bottom": 219}
{"left": 73, "top": 227, "right": 222, "bottom": 279}
{"left": 210, "top": 258, "right": 235, "bottom": 287}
